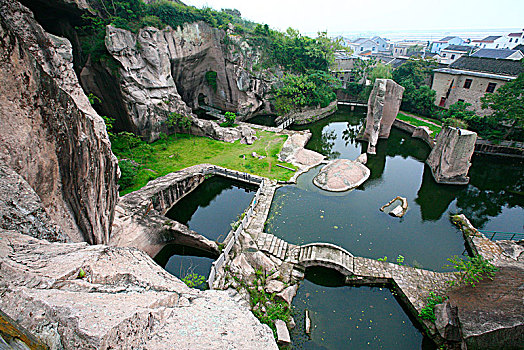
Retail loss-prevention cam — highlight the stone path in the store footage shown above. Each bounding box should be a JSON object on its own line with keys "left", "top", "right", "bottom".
{"left": 257, "top": 233, "right": 292, "bottom": 261}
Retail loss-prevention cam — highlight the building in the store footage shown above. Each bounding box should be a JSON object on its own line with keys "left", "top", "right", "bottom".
{"left": 471, "top": 48, "right": 524, "bottom": 61}
{"left": 507, "top": 31, "right": 524, "bottom": 49}
{"left": 346, "top": 38, "right": 380, "bottom": 55}
{"left": 439, "top": 45, "right": 473, "bottom": 65}
{"left": 471, "top": 35, "right": 510, "bottom": 49}
{"left": 431, "top": 56, "right": 524, "bottom": 115}
{"left": 429, "top": 36, "right": 465, "bottom": 54}
{"left": 370, "top": 36, "right": 390, "bottom": 53}
{"left": 391, "top": 41, "right": 427, "bottom": 58}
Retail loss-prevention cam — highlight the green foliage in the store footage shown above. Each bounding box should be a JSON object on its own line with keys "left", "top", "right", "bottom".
{"left": 88, "top": 93, "right": 102, "bottom": 105}
{"left": 396, "top": 255, "right": 405, "bottom": 265}
{"left": 168, "top": 113, "right": 192, "bottom": 138}
{"left": 369, "top": 63, "right": 393, "bottom": 83}
{"left": 396, "top": 112, "right": 442, "bottom": 136}
{"left": 139, "top": 15, "right": 165, "bottom": 29}
{"left": 77, "top": 268, "right": 86, "bottom": 279}
{"left": 205, "top": 71, "right": 218, "bottom": 92}
{"left": 118, "top": 159, "right": 138, "bottom": 190}
{"left": 224, "top": 112, "right": 236, "bottom": 127}
{"left": 392, "top": 59, "right": 438, "bottom": 117}
{"left": 419, "top": 292, "right": 447, "bottom": 321}
{"left": 444, "top": 255, "right": 498, "bottom": 288}
{"left": 377, "top": 256, "right": 388, "bottom": 262}
{"left": 481, "top": 72, "right": 524, "bottom": 140}
{"left": 274, "top": 70, "right": 338, "bottom": 114}
{"left": 182, "top": 272, "right": 206, "bottom": 288}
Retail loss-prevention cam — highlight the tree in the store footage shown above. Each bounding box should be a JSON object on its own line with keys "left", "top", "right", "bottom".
{"left": 439, "top": 101, "right": 477, "bottom": 129}
{"left": 481, "top": 72, "right": 524, "bottom": 140}
{"left": 168, "top": 112, "right": 184, "bottom": 139}
{"left": 224, "top": 112, "right": 236, "bottom": 127}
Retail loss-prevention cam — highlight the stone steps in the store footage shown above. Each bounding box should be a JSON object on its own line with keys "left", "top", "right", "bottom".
{"left": 257, "top": 233, "right": 289, "bottom": 260}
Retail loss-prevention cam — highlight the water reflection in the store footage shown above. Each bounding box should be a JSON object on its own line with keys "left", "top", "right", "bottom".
{"left": 165, "top": 176, "right": 257, "bottom": 242}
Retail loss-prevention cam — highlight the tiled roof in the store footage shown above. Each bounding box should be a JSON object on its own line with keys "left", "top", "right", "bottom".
{"left": 508, "top": 32, "right": 523, "bottom": 37}
{"left": 439, "top": 36, "right": 456, "bottom": 42}
{"left": 473, "top": 35, "right": 502, "bottom": 43}
{"left": 449, "top": 56, "right": 524, "bottom": 77}
{"left": 513, "top": 44, "right": 524, "bottom": 52}
{"left": 443, "top": 45, "right": 472, "bottom": 52}
{"left": 471, "top": 48, "right": 522, "bottom": 59}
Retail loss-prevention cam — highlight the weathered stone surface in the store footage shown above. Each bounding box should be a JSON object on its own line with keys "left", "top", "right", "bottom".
{"left": 0, "top": 0, "right": 118, "bottom": 244}
{"left": 426, "top": 127, "right": 477, "bottom": 185}
{"left": 434, "top": 301, "right": 461, "bottom": 342}
{"left": 0, "top": 162, "right": 67, "bottom": 243}
{"left": 0, "top": 230, "right": 277, "bottom": 350}
{"left": 279, "top": 100, "right": 338, "bottom": 125}
{"left": 111, "top": 165, "right": 219, "bottom": 257}
{"left": 274, "top": 320, "right": 290, "bottom": 345}
{"left": 412, "top": 125, "right": 436, "bottom": 147}
{"left": 380, "top": 196, "right": 408, "bottom": 218}
{"left": 355, "top": 153, "right": 367, "bottom": 164}
{"left": 279, "top": 132, "right": 324, "bottom": 170}
{"left": 105, "top": 22, "right": 275, "bottom": 141}
{"left": 313, "top": 159, "right": 370, "bottom": 192}
{"left": 498, "top": 240, "right": 524, "bottom": 261}
{"left": 362, "top": 79, "right": 404, "bottom": 154}
{"left": 277, "top": 285, "right": 298, "bottom": 305}
{"left": 265, "top": 280, "right": 286, "bottom": 294}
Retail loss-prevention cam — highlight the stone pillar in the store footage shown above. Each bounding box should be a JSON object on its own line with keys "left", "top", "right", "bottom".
{"left": 362, "top": 79, "right": 405, "bottom": 154}
{"left": 426, "top": 127, "right": 477, "bottom": 185}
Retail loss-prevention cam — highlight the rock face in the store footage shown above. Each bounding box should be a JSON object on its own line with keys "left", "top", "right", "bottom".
{"left": 0, "top": 0, "right": 118, "bottom": 244}
{"left": 313, "top": 159, "right": 370, "bottom": 192}
{"left": 0, "top": 163, "right": 67, "bottom": 243}
{"left": 104, "top": 22, "right": 275, "bottom": 141}
{"left": 111, "top": 165, "right": 219, "bottom": 257}
{"left": 426, "top": 127, "right": 477, "bottom": 185}
{"left": 380, "top": 196, "right": 408, "bottom": 218}
{"left": 0, "top": 230, "right": 277, "bottom": 349}
{"left": 362, "top": 79, "right": 405, "bottom": 154}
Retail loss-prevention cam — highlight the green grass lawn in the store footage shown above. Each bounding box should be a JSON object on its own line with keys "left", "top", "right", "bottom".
{"left": 117, "top": 130, "right": 296, "bottom": 195}
{"left": 396, "top": 112, "right": 442, "bottom": 136}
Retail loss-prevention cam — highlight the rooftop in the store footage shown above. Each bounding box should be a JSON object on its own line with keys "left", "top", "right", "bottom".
{"left": 473, "top": 35, "right": 502, "bottom": 43}
{"left": 471, "top": 48, "right": 523, "bottom": 60}
{"left": 508, "top": 32, "right": 523, "bottom": 37}
{"left": 448, "top": 56, "right": 524, "bottom": 77}
{"left": 443, "top": 45, "right": 472, "bottom": 53}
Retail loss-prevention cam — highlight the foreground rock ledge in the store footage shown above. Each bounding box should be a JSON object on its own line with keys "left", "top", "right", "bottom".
{"left": 313, "top": 159, "right": 370, "bottom": 192}
{"left": 0, "top": 230, "right": 277, "bottom": 349}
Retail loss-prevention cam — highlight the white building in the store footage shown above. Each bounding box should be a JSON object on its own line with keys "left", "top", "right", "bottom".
{"left": 507, "top": 31, "right": 524, "bottom": 49}
{"left": 440, "top": 45, "right": 472, "bottom": 65}
{"left": 471, "top": 35, "right": 510, "bottom": 49}
{"left": 346, "top": 38, "right": 380, "bottom": 55}
{"left": 429, "top": 36, "right": 465, "bottom": 54}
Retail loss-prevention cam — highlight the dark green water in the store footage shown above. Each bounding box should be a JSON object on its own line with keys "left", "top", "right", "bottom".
{"left": 247, "top": 114, "right": 278, "bottom": 127}
{"left": 267, "top": 106, "right": 523, "bottom": 349}
{"left": 291, "top": 268, "right": 435, "bottom": 350}
{"left": 154, "top": 245, "right": 215, "bottom": 290}
{"left": 165, "top": 175, "right": 257, "bottom": 242}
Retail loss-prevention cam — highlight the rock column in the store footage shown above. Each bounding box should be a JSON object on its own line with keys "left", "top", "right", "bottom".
{"left": 426, "top": 127, "right": 477, "bottom": 185}
{"left": 362, "top": 79, "right": 404, "bottom": 154}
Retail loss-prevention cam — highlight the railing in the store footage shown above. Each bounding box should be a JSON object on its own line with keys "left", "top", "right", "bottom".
{"left": 276, "top": 117, "right": 295, "bottom": 130}
{"left": 207, "top": 178, "right": 264, "bottom": 288}
{"left": 479, "top": 230, "right": 524, "bottom": 241}
{"left": 203, "top": 165, "right": 263, "bottom": 185}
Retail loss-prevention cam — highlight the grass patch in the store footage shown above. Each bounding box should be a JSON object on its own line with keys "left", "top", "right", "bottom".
{"left": 396, "top": 112, "right": 442, "bottom": 136}
{"left": 115, "top": 131, "right": 296, "bottom": 195}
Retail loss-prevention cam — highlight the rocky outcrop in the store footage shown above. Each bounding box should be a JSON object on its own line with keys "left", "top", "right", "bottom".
{"left": 313, "top": 159, "right": 370, "bottom": 192}
{"left": 279, "top": 100, "right": 338, "bottom": 125}
{"left": 361, "top": 79, "right": 404, "bottom": 154}
{"left": 0, "top": 229, "right": 277, "bottom": 349}
{"left": 0, "top": 162, "right": 67, "bottom": 243}
{"left": 111, "top": 165, "right": 219, "bottom": 257}
{"left": 104, "top": 22, "right": 275, "bottom": 141}
{"left": 0, "top": 0, "right": 118, "bottom": 243}
{"left": 426, "top": 127, "right": 477, "bottom": 185}
{"left": 380, "top": 196, "right": 408, "bottom": 218}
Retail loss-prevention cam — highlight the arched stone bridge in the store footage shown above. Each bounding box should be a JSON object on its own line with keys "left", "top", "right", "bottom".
{"left": 256, "top": 232, "right": 458, "bottom": 313}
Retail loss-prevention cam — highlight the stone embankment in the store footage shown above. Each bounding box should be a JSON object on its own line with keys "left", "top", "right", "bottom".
{"left": 276, "top": 101, "right": 338, "bottom": 126}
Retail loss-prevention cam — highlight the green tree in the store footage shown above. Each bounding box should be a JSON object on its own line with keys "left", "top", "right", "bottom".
{"left": 224, "top": 112, "right": 236, "bottom": 127}
{"left": 168, "top": 112, "right": 184, "bottom": 139}
{"left": 439, "top": 101, "right": 477, "bottom": 129}
{"left": 481, "top": 72, "right": 524, "bottom": 140}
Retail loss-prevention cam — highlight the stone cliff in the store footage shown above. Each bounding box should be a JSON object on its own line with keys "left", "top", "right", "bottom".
{"left": 0, "top": 0, "right": 118, "bottom": 244}
{"left": 102, "top": 22, "right": 276, "bottom": 141}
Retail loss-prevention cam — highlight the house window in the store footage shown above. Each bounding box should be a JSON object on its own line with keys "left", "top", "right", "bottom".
{"left": 463, "top": 79, "right": 473, "bottom": 89}
{"left": 458, "top": 99, "right": 464, "bottom": 102}
{"left": 395, "top": 49, "right": 398, "bottom": 53}
{"left": 496, "top": 44, "right": 499, "bottom": 48}
{"left": 486, "top": 82, "right": 497, "bottom": 93}
{"left": 451, "top": 54, "right": 455, "bottom": 59}
{"left": 360, "top": 47, "right": 363, "bottom": 51}
{"left": 509, "top": 38, "right": 513, "bottom": 42}
{"left": 439, "top": 97, "right": 446, "bottom": 107}
{"left": 443, "top": 53, "right": 446, "bottom": 57}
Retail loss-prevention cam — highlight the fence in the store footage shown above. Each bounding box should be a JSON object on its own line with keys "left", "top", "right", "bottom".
{"left": 276, "top": 117, "right": 295, "bottom": 130}
{"left": 207, "top": 178, "right": 264, "bottom": 288}
{"left": 203, "top": 165, "right": 263, "bottom": 185}
{"left": 479, "top": 230, "right": 524, "bottom": 242}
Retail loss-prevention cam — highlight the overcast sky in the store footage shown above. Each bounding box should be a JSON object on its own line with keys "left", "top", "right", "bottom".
{"left": 182, "top": 0, "right": 523, "bottom": 35}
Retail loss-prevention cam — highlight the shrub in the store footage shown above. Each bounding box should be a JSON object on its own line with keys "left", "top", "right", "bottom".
{"left": 205, "top": 71, "right": 218, "bottom": 92}
{"left": 118, "top": 159, "right": 138, "bottom": 190}
{"left": 419, "top": 292, "right": 447, "bottom": 321}
{"left": 445, "top": 255, "right": 498, "bottom": 287}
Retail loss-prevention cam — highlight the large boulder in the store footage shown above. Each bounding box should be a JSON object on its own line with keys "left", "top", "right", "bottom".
{"left": 0, "top": 230, "right": 277, "bottom": 350}
{"left": 362, "top": 79, "right": 404, "bottom": 154}
{"left": 313, "top": 159, "right": 370, "bottom": 192}
{"left": 426, "top": 127, "right": 477, "bottom": 185}
{"left": 0, "top": 0, "right": 118, "bottom": 244}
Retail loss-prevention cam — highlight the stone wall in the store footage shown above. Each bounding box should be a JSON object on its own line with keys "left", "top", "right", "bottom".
{"left": 0, "top": 0, "right": 118, "bottom": 244}
{"left": 279, "top": 101, "right": 338, "bottom": 125}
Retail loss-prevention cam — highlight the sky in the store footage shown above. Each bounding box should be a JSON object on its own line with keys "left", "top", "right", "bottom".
{"left": 181, "top": 0, "right": 523, "bottom": 36}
